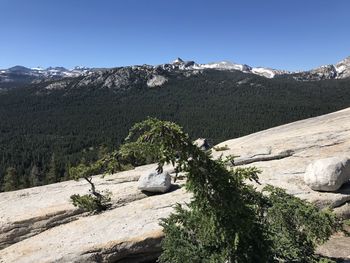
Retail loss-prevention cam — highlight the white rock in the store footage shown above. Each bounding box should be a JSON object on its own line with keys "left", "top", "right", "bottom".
{"left": 138, "top": 171, "right": 171, "bottom": 193}
{"left": 146, "top": 75, "right": 167, "bottom": 87}
{"left": 304, "top": 157, "right": 350, "bottom": 192}
{"left": 194, "top": 138, "right": 210, "bottom": 151}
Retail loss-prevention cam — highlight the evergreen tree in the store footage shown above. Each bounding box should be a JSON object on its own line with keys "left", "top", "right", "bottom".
{"left": 46, "top": 153, "right": 57, "bottom": 184}
{"left": 3, "top": 167, "right": 19, "bottom": 192}
{"left": 120, "top": 118, "right": 341, "bottom": 263}
{"left": 69, "top": 160, "right": 113, "bottom": 213}
{"left": 29, "top": 164, "right": 42, "bottom": 186}
{"left": 62, "top": 163, "right": 71, "bottom": 181}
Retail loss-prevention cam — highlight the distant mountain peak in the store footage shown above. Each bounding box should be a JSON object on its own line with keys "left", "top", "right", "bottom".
{"left": 337, "top": 56, "right": 350, "bottom": 64}
{"left": 291, "top": 56, "right": 350, "bottom": 81}
{"left": 172, "top": 57, "right": 184, "bottom": 64}
{"left": 334, "top": 56, "right": 350, "bottom": 79}
{"left": 8, "top": 65, "right": 31, "bottom": 72}
{"left": 73, "top": 66, "right": 90, "bottom": 71}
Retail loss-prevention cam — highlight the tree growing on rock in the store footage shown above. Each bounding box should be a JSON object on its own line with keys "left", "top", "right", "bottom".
{"left": 120, "top": 118, "right": 341, "bottom": 263}
{"left": 69, "top": 151, "right": 121, "bottom": 212}
{"left": 69, "top": 137, "right": 164, "bottom": 212}
{"left": 67, "top": 117, "right": 342, "bottom": 260}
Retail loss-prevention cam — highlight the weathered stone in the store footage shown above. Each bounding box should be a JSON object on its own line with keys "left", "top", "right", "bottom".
{"left": 304, "top": 157, "right": 350, "bottom": 192}
{"left": 316, "top": 224, "right": 350, "bottom": 262}
{"left": 138, "top": 171, "right": 171, "bottom": 193}
{"left": 146, "top": 75, "right": 167, "bottom": 87}
{"left": 194, "top": 138, "right": 210, "bottom": 151}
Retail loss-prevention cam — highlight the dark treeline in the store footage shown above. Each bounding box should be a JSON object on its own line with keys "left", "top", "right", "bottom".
{"left": 1, "top": 69, "right": 350, "bottom": 191}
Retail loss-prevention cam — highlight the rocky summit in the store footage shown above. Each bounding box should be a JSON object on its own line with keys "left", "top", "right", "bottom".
{"left": 1, "top": 56, "right": 350, "bottom": 90}
{"left": 1, "top": 108, "right": 350, "bottom": 262}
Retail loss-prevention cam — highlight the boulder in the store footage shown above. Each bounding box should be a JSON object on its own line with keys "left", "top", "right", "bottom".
{"left": 194, "top": 138, "right": 210, "bottom": 151}
{"left": 138, "top": 171, "right": 171, "bottom": 193}
{"left": 304, "top": 157, "right": 350, "bottom": 192}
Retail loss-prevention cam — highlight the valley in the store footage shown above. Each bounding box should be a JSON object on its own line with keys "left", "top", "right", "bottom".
{"left": 1, "top": 58, "right": 350, "bottom": 191}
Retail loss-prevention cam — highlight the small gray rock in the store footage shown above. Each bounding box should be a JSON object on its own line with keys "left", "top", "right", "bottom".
{"left": 194, "top": 138, "right": 210, "bottom": 151}
{"left": 304, "top": 156, "right": 350, "bottom": 192}
{"left": 138, "top": 171, "right": 171, "bottom": 193}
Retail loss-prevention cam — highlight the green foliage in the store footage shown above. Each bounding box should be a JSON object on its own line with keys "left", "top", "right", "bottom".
{"left": 263, "top": 185, "right": 341, "bottom": 262}
{"left": 46, "top": 153, "right": 58, "bottom": 184}
{"left": 343, "top": 219, "right": 350, "bottom": 227}
{"left": 316, "top": 258, "right": 337, "bottom": 263}
{"left": 121, "top": 117, "right": 191, "bottom": 172}
{"left": 213, "top": 144, "right": 230, "bottom": 151}
{"left": 68, "top": 152, "right": 120, "bottom": 212}
{"left": 70, "top": 191, "right": 111, "bottom": 213}
{"left": 122, "top": 118, "right": 271, "bottom": 262}
{"left": 2, "top": 167, "right": 19, "bottom": 192}
{"left": 29, "top": 164, "right": 42, "bottom": 187}
{"left": 69, "top": 163, "right": 103, "bottom": 181}
{"left": 119, "top": 141, "right": 161, "bottom": 167}
{"left": 68, "top": 149, "right": 135, "bottom": 212}
{"left": 120, "top": 118, "right": 341, "bottom": 263}
{"left": 69, "top": 150, "right": 123, "bottom": 180}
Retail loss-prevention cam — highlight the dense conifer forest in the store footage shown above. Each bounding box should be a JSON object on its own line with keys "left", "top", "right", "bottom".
{"left": 0, "top": 69, "right": 349, "bottom": 191}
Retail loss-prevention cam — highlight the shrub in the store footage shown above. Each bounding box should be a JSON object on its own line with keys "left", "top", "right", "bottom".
{"left": 263, "top": 185, "right": 341, "bottom": 262}
{"left": 70, "top": 191, "right": 111, "bottom": 213}
{"left": 68, "top": 152, "right": 120, "bottom": 212}
{"left": 213, "top": 144, "right": 230, "bottom": 151}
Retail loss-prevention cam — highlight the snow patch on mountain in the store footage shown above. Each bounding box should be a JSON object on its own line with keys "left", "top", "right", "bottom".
{"left": 171, "top": 58, "right": 287, "bottom": 78}
{"left": 31, "top": 67, "right": 45, "bottom": 71}
{"left": 251, "top": 67, "right": 276, "bottom": 78}
{"left": 0, "top": 66, "right": 93, "bottom": 85}
{"left": 194, "top": 61, "right": 251, "bottom": 72}
{"left": 335, "top": 56, "right": 350, "bottom": 79}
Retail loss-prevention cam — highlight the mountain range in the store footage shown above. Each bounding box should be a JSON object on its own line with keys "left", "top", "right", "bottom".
{"left": 0, "top": 65, "right": 93, "bottom": 87}
{"left": 1, "top": 56, "right": 349, "bottom": 90}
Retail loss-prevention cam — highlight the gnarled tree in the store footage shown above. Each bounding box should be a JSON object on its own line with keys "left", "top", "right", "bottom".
{"left": 69, "top": 151, "right": 121, "bottom": 212}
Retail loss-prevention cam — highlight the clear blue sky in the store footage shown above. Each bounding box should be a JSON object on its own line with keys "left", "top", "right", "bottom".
{"left": 0, "top": 0, "right": 349, "bottom": 71}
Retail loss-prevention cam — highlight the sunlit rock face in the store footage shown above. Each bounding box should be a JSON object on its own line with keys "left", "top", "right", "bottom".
{"left": 304, "top": 157, "right": 350, "bottom": 192}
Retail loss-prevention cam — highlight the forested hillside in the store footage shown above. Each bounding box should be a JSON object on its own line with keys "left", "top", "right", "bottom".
{"left": 1, "top": 69, "right": 350, "bottom": 191}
